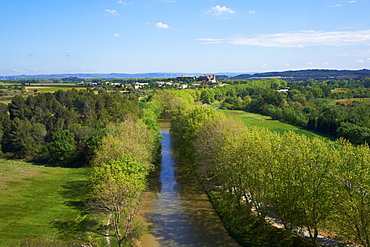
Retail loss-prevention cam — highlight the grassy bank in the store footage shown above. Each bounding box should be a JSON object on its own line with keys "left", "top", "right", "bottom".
{"left": 219, "top": 109, "right": 334, "bottom": 140}
{"left": 0, "top": 159, "right": 100, "bottom": 246}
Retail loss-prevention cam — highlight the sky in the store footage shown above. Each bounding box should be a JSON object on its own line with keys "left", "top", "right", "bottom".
{"left": 1, "top": 0, "right": 370, "bottom": 76}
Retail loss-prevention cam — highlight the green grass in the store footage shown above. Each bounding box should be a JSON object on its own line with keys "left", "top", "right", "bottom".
{"left": 209, "top": 101, "right": 222, "bottom": 109}
{"left": 219, "top": 109, "right": 334, "bottom": 140}
{"left": 0, "top": 159, "right": 98, "bottom": 246}
{"left": 26, "top": 85, "right": 86, "bottom": 93}
{"left": 30, "top": 87, "right": 81, "bottom": 92}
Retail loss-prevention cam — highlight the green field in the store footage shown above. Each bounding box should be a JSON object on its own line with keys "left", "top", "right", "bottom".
{"left": 219, "top": 109, "right": 334, "bottom": 139}
{"left": 25, "top": 85, "right": 86, "bottom": 93}
{"left": 0, "top": 159, "right": 97, "bottom": 246}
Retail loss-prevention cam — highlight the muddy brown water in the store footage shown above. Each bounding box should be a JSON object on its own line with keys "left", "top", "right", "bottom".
{"left": 140, "top": 119, "right": 239, "bottom": 247}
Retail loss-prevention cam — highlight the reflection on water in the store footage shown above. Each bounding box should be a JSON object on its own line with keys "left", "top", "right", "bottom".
{"left": 140, "top": 119, "right": 239, "bottom": 247}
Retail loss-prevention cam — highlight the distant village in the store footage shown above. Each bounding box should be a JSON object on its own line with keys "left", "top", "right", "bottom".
{"left": 77, "top": 74, "right": 229, "bottom": 89}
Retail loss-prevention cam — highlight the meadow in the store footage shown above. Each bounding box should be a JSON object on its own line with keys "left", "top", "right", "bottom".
{"left": 0, "top": 159, "right": 95, "bottom": 246}
{"left": 219, "top": 109, "right": 334, "bottom": 140}
{"left": 25, "top": 86, "right": 82, "bottom": 92}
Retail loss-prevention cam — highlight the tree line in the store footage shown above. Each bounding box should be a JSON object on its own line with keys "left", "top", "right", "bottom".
{"left": 88, "top": 116, "right": 159, "bottom": 246}
{"left": 198, "top": 78, "right": 370, "bottom": 145}
{"left": 228, "top": 69, "right": 370, "bottom": 81}
{"left": 170, "top": 102, "right": 369, "bottom": 247}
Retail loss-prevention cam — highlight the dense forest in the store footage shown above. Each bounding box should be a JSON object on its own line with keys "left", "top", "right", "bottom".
{"left": 0, "top": 89, "right": 161, "bottom": 165}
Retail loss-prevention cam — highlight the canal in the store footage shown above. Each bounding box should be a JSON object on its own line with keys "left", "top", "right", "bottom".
{"left": 140, "top": 119, "right": 239, "bottom": 247}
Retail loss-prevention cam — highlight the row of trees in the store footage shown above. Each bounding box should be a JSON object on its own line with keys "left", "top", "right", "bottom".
{"left": 170, "top": 103, "right": 370, "bottom": 247}
{"left": 88, "top": 117, "right": 158, "bottom": 246}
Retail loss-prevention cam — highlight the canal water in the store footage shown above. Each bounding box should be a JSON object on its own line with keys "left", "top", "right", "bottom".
{"left": 140, "top": 119, "right": 239, "bottom": 247}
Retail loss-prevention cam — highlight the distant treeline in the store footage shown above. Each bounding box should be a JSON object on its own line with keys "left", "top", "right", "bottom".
{"left": 223, "top": 69, "right": 370, "bottom": 81}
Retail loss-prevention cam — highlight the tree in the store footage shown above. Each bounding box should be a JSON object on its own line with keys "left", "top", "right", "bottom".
{"left": 200, "top": 89, "right": 215, "bottom": 104}
{"left": 92, "top": 117, "right": 155, "bottom": 168}
{"left": 89, "top": 156, "right": 147, "bottom": 247}
{"left": 333, "top": 140, "right": 370, "bottom": 247}
{"left": 3, "top": 118, "right": 37, "bottom": 157}
{"left": 47, "top": 129, "right": 76, "bottom": 163}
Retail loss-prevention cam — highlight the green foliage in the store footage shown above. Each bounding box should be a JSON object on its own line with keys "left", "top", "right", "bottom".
{"left": 171, "top": 104, "right": 226, "bottom": 162}
{"left": 1, "top": 89, "right": 143, "bottom": 165}
{"left": 151, "top": 89, "right": 195, "bottom": 111}
{"left": 92, "top": 118, "right": 155, "bottom": 168}
{"left": 332, "top": 140, "right": 370, "bottom": 247}
{"left": 47, "top": 129, "right": 76, "bottom": 164}
{"left": 171, "top": 103, "right": 370, "bottom": 246}
{"left": 190, "top": 79, "right": 370, "bottom": 144}
{"left": 200, "top": 89, "right": 215, "bottom": 104}
{"left": 3, "top": 118, "right": 39, "bottom": 157}
{"left": 89, "top": 129, "right": 153, "bottom": 246}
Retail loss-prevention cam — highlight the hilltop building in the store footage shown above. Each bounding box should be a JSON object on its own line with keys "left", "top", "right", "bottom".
{"left": 176, "top": 74, "right": 217, "bottom": 83}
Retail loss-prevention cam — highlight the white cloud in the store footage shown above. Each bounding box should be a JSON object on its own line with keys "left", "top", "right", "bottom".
{"left": 206, "top": 5, "right": 235, "bottom": 15}
{"left": 330, "top": 4, "right": 342, "bottom": 7}
{"left": 357, "top": 59, "right": 365, "bottom": 63}
{"left": 284, "top": 64, "right": 290, "bottom": 67}
{"left": 248, "top": 10, "right": 256, "bottom": 14}
{"left": 197, "top": 29, "right": 370, "bottom": 47}
{"left": 306, "top": 62, "right": 313, "bottom": 65}
{"left": 105, "top": 9, "right": 119, "bottom": 16}
{"left": 114, "top": 33, "right": 121, "bottom": 37}
{"left": 155, "top": 22, "right": 170, "bottom": 29}
{"left": 349, "top": 1, "right": 356, "bottom": 3}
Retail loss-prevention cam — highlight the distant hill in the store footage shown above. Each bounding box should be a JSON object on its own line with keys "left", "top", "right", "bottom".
{"left": 229, "top": 69, "right": 370, "bottom": 80}
{"left": 2, "top": 69, "right": 369, "bottom": 80}
{"left": 2, "top": 72, "right": 241, "bottom": 80}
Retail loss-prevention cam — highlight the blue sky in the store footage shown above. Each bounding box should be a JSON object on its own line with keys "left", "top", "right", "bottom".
{"left": 1, "top": 0, "right": 370, "bottom": 76}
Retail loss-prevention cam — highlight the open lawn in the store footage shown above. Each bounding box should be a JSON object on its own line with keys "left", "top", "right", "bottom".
{"left": 0, "top": 159, "right": 98, "bottom": 246}
{"left": 219, "top": 109, "right": 334, "bottom": 140}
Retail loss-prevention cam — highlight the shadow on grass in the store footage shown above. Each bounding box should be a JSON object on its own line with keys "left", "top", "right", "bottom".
{"left": 51, "top": 180, "right": 102, "bottom": 243}
{"left": 59, "top": 180, "right": 92, "bottom": 211}
{"left": 52, "top": 218, "right": 102, "bottom": 243}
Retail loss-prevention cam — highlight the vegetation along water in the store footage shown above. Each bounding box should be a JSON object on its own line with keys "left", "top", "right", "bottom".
{"left": 0, "top": 76, "right": 369, "bottom": 246}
